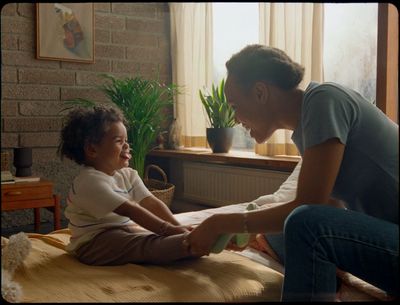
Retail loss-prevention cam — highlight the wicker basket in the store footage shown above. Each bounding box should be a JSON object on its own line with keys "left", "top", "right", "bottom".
{"left": 144, "top": 164, "right": 175, "bottom": 208}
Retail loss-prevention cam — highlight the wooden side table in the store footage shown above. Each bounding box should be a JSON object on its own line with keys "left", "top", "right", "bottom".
{"left": 1, "top": 179, "right": 61, "bottom": 232}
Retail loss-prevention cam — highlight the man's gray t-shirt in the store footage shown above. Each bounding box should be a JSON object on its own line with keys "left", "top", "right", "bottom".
{"left": 292, "top": 82, "right": 398, "bottom": 224}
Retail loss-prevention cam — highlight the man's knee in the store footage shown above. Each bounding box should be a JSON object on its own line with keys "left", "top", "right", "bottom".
{"left": 284, "top": 204, "right": 323, "bottom": 236}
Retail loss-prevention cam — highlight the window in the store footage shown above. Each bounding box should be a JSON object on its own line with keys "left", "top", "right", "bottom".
{"left": 323, "top": 3, "right": 378, "bottom": 104}
{"left": 212, "top": 3, "right": 378, "bottom": 150}
{"left": 213, "top": 3, "right": 258, "bottom": 150}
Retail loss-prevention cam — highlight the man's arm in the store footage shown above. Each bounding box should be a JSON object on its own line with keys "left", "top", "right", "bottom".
{"left": 188, "top": 138, "right": 345, "bottom": 255}
{"left": 230, "top": 137, "right": 345, "bottom": 233}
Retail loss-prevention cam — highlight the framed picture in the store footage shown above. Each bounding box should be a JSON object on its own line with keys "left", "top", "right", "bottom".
{"left": 36, "top": 3, "right": 94, "bottom": 63}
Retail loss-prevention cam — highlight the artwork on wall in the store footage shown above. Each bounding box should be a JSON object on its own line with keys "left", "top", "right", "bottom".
{"left": 36, "top": 3, "right": 94, "bottom": 63}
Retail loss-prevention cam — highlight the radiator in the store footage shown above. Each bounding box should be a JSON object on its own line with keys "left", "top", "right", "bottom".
{"left": 181, "top": 161, "right": 290, "bottom": 207}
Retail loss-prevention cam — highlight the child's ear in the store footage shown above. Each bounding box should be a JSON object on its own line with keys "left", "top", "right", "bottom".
{"left": 84, "top": 142, "right": 97, "bottom": 159}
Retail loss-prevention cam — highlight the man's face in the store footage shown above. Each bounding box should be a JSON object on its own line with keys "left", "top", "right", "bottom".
{"left": 225, "top": 76, "right": 274, "bottom": 143}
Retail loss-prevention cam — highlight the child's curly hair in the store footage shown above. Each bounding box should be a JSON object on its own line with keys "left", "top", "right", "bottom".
{"left": 58, "top": 105, "right": 127, "bottom": 165}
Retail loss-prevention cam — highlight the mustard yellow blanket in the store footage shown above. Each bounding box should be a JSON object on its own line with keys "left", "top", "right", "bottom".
{"left": 14, "top": 229, "right": 283, "bottom": 302}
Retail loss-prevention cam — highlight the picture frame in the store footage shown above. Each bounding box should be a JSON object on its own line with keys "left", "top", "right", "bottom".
{"left": 36, "top": 3, "right": 95, "bottom": 63}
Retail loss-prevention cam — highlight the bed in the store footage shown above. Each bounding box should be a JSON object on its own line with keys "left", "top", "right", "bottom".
{"left": 3, "top": 161, "right": 390, "bottom": 302}
{"left": 8, "top": 223, "right": 283, "bottom": 302}
{"left": 4, "top": 204, "right": 389, "bottom": 302}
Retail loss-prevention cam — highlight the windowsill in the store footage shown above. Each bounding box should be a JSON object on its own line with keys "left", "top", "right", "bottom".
{"left": 148, "top": 147, "right": 300, "bottom": 172}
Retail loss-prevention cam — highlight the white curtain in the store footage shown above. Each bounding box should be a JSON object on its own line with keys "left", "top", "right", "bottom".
{"left": 169, "top": 3, "right": 213, "bottom": 147}
{"left": 256, "top": 3, "right": 324, "bottom": 156}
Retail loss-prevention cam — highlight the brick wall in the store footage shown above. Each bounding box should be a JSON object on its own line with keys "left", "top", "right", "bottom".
{"left": 1, "top": 3, "right": 172, "bottom": 228}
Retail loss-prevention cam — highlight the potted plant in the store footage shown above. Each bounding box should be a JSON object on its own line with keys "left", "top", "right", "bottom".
{"left": 199, "top": 78, "right": 237, "bottom": 153}
{"left": 62, "top": 74, "right": 178, "bottom": 178}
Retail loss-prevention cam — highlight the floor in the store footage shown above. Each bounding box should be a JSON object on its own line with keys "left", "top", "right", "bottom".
{"left": 2, "top": 199, "right": 210, "bottom": 238}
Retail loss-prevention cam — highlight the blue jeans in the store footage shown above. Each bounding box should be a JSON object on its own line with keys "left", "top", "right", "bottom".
{"left": 265, "top": 204, "right": 399, "bottom": 301}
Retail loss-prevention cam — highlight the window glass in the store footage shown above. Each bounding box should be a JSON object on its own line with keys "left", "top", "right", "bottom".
{"left": 213, "top": 3, "right": 258, "bottom": 150}
{"left": 323, "top": 3, "right": 378, "bottom": 104}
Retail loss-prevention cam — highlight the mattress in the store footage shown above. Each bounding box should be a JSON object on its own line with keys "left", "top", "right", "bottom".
{"left": 9, "top": 226, "right": 283, "bottom": 302}
{"left": 5, "top": 202, "right": 390, "bottom": 302}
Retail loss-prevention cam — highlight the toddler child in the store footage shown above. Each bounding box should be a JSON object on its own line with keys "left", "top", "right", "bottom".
{"left": 58, "top": 105, "right": 197, "bottom": 265}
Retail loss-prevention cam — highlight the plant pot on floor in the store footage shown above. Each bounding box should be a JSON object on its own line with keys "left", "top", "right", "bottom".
{"left": 206, "top": 127, "right": 234, "bottom": 153}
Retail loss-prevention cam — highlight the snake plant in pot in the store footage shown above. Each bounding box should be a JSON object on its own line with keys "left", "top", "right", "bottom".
{"left": 62, "top": 74, "right": 178, "bottom": 178}
{"left": 199, "top": 78, "right": 237, "bottom": 153}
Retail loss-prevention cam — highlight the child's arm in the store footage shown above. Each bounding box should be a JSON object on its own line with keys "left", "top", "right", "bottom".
{"left": 138, "top": 196, "right": 182, "bottom": 226}
{"left": 114, "top": 200, "right": 187, "bottom": 236}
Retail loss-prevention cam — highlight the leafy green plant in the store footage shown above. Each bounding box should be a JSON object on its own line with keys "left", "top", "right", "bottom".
{"left": 61, "top": 74, "right": 178, "bottom": 178}
{"left": 199, "top": 78, "right": 236, "bottom": 128}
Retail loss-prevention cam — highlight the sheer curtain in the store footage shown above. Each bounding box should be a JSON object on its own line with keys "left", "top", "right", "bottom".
{"left": 256, "top": 3, "right": 324, "bottom": 156}
{"left": 169, "top": 3, "right": 213, "bottom": 148}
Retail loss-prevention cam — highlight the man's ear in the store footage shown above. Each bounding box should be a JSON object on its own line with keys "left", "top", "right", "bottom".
{"left": 253, "top": 82, "right": 269, "bottom": 105}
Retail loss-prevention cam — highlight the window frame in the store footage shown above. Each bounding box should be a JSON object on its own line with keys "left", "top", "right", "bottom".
{"left": 376, "top": 3, "right": 398, "bottom": 123}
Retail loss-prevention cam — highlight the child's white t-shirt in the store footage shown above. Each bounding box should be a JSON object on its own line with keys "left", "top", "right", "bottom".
{"left": 64, "top": 166, "right": 152, "bottom": 254}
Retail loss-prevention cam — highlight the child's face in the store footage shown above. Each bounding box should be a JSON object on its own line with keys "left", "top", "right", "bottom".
{"left": 86, "top": 121, "right": 131, "bottom": 176}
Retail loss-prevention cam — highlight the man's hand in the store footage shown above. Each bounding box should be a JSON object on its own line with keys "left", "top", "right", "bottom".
{"left": 187, "top": 215, "right": 221, "bottom": 256}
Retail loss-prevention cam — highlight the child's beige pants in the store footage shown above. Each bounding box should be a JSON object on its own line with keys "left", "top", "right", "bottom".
{"left": 75, "top": 225, "right": 195, "bottom": 266}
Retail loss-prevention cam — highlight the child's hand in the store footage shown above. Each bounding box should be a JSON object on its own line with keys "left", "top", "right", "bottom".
{"left": 183, "top": 225, "right": 194, "bottom": 231}
{"left": 165, "top": 224, "right": 191, "bottom": 236}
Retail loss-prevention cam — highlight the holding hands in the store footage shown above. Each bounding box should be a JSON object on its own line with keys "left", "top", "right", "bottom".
{"left": 160, "top": 222, "right": 193, "bottom": 236}
{"left": 187, "top": 215, "right": 221, "bottom": 256}
{"left": 187, "top": 203, "right": 258, "bottom": 255}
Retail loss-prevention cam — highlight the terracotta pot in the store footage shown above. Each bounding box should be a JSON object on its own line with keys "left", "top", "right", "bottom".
{"left": 206, "top": 128, "right": 234, "bottom": 153}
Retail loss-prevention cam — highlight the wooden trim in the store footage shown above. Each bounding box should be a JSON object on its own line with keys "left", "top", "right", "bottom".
{"left": 255, "top": 143, "right": 299, "bottom": 156}
{"left": 148, "top": 148, "right": 300, "bottom": 172}
{"left": 376, "top": 3, "right": 398, "bottom": 123}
